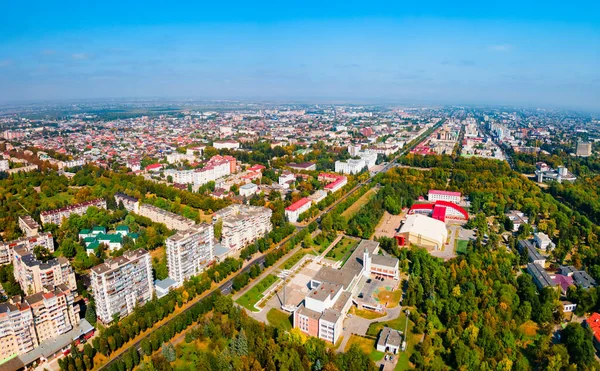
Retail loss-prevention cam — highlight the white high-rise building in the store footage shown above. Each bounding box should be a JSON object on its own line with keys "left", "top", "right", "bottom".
{"left": 90, "top": 249, "right": 153, "bottom": 324}
{"left": 166, "top": 224, "right": 214, "bottom": 287}
{"left": 214, "top": 205, "right": 272, "bottom": 251}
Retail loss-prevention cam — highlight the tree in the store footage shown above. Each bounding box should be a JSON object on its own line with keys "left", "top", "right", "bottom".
{"left": 161, "top": 342, "right": 176, "bottom": 363}
{"left": 214, "top": 219, "right": 223, "bottom": 240}
{"left": 562, "top": 323, "right": 596, "bottom": 367}
{"left": 85, "top": 303, "right": 97, "bottom": 325}
{"left": 33, "top": 246, "right": 53, "bottom": 262}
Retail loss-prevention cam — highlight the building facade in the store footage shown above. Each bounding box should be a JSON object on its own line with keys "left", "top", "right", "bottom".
{"left": 166, "top": 224, "right": 214, "bottom": 287}
{"left": 18, "top": 216, "right": 40, "bottom": 237}
{"left": 428, "top": 190, "right": 461, "bottom": 203}
{"left": 215, "top": 205, "right": 273, "bottom": 251}
{"left": 40, "top": 199, "right": 107, "bottom": 226}
{"left": 0, "top": 233, "right": 54, "bottom": 265}
{"left": 285, "top": 198, "right": 312, "bottom": 223}
{"left": 137, "top": 204, "right": 196, "bottom": 231}
{"left": 90, "top": 249, "right": 153, "bottom": 324}
{"left": 13, "top": 248, "right": 77, "bottom": 295}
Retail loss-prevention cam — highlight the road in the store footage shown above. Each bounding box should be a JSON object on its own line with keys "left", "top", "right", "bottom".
{"left": 98, "top": 119, "right": 444, "bottom": 370}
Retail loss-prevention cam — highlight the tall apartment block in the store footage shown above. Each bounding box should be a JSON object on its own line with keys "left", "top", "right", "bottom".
{"left": 166, "top": 223, "right": 214, "bottom": 287}
{"left": 0, "top": 301, "right": 36, "bottom": 361}
{"left": 13, "top": 248, "right": 77, "bottom": 295}
{"left": 214, "top": 205, "right": 272, "bottom": 251}
{"left": 90, "top": 249, "right": 153, "bottom": 324}
{"left": 0, "top": 285, "right": 79, "bottom": 361}
{"left": 577, "top": 141, "right": 593, "bottom": 157}
{"left": 40, "top": 198, "right": 106, "bottom": 226}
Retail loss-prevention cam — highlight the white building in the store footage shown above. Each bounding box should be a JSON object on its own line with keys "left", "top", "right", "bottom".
{"left": 285, "top": 198, "right": 312, "bottom": 223}
{"left": 357, "top": 151, "right": 378, "bottom": 169}
{"left": 278, "top": 171, "right": 296, "bottom": 188}
{"left": 213, "top": 140, "right": 240, "bottom": 150}
{"left": 166, "top": 224, "right": 214, "bottom": 287}
{"left": 90, "top": 249, "right": 154, "bottom": 324}
{"left": 335, "top": 159, "right": 366, "bottom": 175}
{"left": 0, "top": 159, "right": 9, "bottom": 172}
{"left": 239, "top": 183, "right": 259, "bottom": 197}
{"left": 428, "top": 190, "right": 461, "bottom": 204}
{"left": 13, "top": 248, "right": 77, "bottom": 295}
{"left": 214, "top": 205, "right": 273, "bottom": 251}
{"left": 18, "top": 216, "right": 40, "bottom": 237}
{"left": 534, "top": 232, "right": 555, "bottom": 251}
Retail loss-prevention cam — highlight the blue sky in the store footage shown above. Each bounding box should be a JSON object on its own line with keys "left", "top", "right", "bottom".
{"left": 1, "top": 1, "right": 599, "bottom": 110}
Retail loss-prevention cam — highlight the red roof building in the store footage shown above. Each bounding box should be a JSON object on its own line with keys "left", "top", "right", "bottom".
{"left": 586, "top": 312, "right": 600, "bottom": 344}
{"left": 145, "top": 163, "right": 162, "bottom": 171}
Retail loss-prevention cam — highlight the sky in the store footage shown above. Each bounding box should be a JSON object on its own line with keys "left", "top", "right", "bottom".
{"left": 1, "top": 1, "right": 599, "bottom": 110}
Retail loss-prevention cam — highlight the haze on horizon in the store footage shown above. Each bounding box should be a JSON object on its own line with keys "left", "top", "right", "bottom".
{"left": 1, "top": 1, "right": 599, "bottom": 111}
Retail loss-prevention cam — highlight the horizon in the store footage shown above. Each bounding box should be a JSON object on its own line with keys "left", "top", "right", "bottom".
{"left": 1, "top": 1, "right": 599, "bottom": 111}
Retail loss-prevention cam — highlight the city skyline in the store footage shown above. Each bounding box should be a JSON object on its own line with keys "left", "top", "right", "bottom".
{"left": 1, "top": 1, "right": 599, "bottom": 110}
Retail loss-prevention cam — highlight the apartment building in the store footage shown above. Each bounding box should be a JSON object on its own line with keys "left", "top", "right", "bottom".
{"left": 18, "top": 216, "right": 40, "bottom": 237}
{"left": 137, "top": 203, "right": 196, "bottom": 231}
{"left": 214, "top": 205, "right": 273, "bottom": 251}
{"left": 164, "top": 155, "right": 236, "bottom": 188}
{"left": 24, "top": 285, "right": 79, "bottom": 343}
{"left": 13, "top": 248, "right": 77, "bottom": 295}
{"left": 577, "top": 141, "right": 592, "bottom": 157}
{"left": 90, "top": 249, "right": 153, "bottom": 324}
{"left": 6, "top": 164, "right": 38, "bottom": 175}
{"left": 0, "top": 301, "right": 36, "bottom": 361}
{"left": 166, "top": 224, "right": 214, "bottom": 287}
{"left": 40, "top": 198, "right": 107, "bottom": 226}
{"left": 0, "top": 232, "right": 54, "bottom": 265}
{"left": 0, "top": 285, "right": 80, "bottom": 362}
{"left": 114, "top": 193, "right": 140, "bottom": 213}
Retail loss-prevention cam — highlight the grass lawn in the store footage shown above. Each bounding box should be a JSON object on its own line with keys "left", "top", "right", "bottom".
{"left": 326, "top": 237, "right": 358, "bottom": 262}
{"left": 349, "top": 306, "right": 386, "bottom": 320}
{"left": 35, "top": 190, "right": 75, "bottom": 208}
{"left": 374, "top": 288, "right": 403, "bottom": 308}
{"left": 150, "top": 246, "right": 165, "bottom": 260}
{"left": 235, "top": 274, "right": 279, "bottom": 312}
{"left": 341, "top": 188, "right": 378, "bottom": 219}
{"left": 198, "top": 210, "right": 213, "bottom": 223}
{"left": 456, "top": 239, "right": 469, "bottom": 254}
{"left": 368, "top": 309, "right": 420, "bottom": 370}
{"left": 345, "top": 334, "right": 385, "bottom": 362}
{"left": 266, "top": 308, "right": 293, "bottom": 331}
{"left": 282, "top": 248, "right": 316, "bottom": 270}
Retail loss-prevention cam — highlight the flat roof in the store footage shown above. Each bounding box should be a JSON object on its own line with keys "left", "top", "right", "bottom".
{"left": 17, "top": 319, "right": 94, "bottom": 368}
{"left": 527, "top": 263, "right": 556, "bottom": 288}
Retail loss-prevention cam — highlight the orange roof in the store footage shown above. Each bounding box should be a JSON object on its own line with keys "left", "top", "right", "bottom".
{"left": 587, "top": 313, "right": 600, "bottom": 343}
